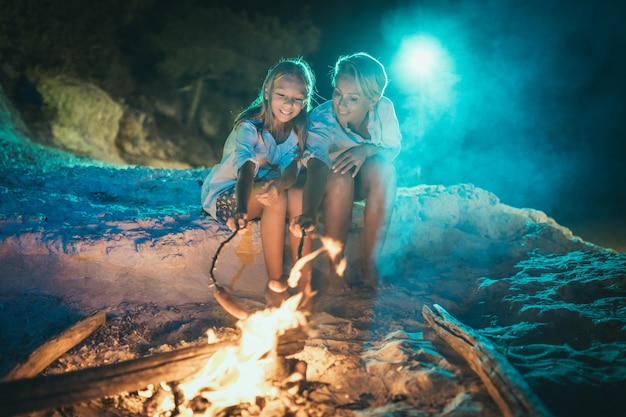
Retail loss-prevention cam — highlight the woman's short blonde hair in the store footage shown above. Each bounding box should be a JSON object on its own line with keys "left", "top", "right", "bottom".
{"left": 332, "top": 52, "right": 388, "bottom": 101}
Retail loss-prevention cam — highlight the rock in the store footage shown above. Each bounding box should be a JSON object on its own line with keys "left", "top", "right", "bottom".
{"left": 36, "top": 74, "right": 125, "bottom": 164}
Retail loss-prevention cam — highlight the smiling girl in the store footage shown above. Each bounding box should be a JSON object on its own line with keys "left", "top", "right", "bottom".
{"left": 201, "top": 57, "right": 316, "bottom": 304}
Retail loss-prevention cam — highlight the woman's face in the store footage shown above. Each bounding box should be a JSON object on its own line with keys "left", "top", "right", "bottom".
{"left": 267, "top": 74, "right": 307, "bottom": 126}
{"left": 332, "top": 75, "right": 374, "bottom": 131}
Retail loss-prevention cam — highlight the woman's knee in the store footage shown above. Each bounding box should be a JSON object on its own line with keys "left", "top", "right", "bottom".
{"left": 361, "top": 157, "right": 396, "bottom": 190}
{"left": 326, "top": 171, "right": 354, "bottom": 195}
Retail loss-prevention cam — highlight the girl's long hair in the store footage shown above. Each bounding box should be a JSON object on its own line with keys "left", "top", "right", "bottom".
{"left": 234, "top": 57, "right": 316, "bottom": 153}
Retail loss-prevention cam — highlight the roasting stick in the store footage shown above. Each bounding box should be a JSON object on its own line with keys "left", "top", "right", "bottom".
{"left": 208, "top": 229, "right": 249, "bottom": 320}
{"left": 210, "top": 227, "right": 318, "bottom": 320}
{"left": 297, "top": 228, "right": 306, "bottom": 259}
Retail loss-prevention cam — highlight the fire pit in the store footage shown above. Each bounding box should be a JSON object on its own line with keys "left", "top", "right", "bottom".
{"left": 0, "top": 236, "right": 552, "bottom": 417}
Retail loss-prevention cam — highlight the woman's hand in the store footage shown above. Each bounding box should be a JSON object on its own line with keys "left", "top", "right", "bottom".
{"left": 332, "top": 145, "right": 372, "bottom": 177}
{"left": 289, "top": 214, "right": 316, "bottom": 238}
{"left": 226, "top": 211, "right": 248, "bottom": 231}
{"left": 255, "top": 181, "right": 280, "bottom": 206}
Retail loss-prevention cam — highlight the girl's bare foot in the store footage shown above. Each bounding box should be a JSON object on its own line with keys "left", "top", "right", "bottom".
{"left": 268, "top": 274, "right": 289, "bottom": 293}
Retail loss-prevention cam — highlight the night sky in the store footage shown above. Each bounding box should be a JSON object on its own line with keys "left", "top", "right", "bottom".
{"left": 290, "top": 0, "right": 625, "bottom": 235}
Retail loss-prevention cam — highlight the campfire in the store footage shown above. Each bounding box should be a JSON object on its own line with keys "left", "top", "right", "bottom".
{"left": 143, "top": 294, "right": 311, "bottom": 416}
{"left": 154, "top": 235, "right": 344, "bottom": 416}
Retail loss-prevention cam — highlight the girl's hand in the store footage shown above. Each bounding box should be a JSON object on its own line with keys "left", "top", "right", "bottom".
{"left": 226, "top": 211, "right": 248, "bottom": 231}
{"left": 289, "top": 215, "right": 316, "bottom": 238}
{"left": 255, "top": 181, "right": 280, "bottom": 206}
{"left": 332, "top": 145, "right": 371, "bottom": 177}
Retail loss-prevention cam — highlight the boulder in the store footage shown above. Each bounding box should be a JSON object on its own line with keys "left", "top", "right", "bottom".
{"left": 37, "top": 75, "right": 125, "bottom": 164}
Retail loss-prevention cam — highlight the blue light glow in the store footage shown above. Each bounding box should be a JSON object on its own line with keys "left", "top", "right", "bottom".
{"left": 392, "top": 35, "right": 441, "bottom": 81}
{"left": 390, "top": 34, "right": 456, "bottom": 96}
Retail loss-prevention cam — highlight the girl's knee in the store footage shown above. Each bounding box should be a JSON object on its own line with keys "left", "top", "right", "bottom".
{"left": 287, "top": 186, "right": 303, "bottom": 202}
{"left": 277, "top": 190, "right": 288, "bottom": 208}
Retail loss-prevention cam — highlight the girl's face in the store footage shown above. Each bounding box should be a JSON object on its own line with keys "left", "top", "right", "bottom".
{"left": 332, "top": 75, "right": 376, "bottom": 131}
{"left": 266, "top": 74, "right": 307, "bottom": 126}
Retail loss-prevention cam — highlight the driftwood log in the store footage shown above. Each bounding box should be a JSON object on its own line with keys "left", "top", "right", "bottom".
{"left": 2, "top": 311, "right": 107, "bottom": 381}
{"left": 0, "top": 326, "right": 306, "bottom": 416}
{"left": 422, "top": 304, "right": 555, "bottom": 417}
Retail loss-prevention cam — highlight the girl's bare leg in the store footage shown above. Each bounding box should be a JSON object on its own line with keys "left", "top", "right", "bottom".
{"left": 287, "top": 187, "right": 308, "bottom": 262}
{"left": 248, "top": 188, "right": 288, "bottom": 292}
{"left": 287, "top": 187, "right": 315, "bottom": 309}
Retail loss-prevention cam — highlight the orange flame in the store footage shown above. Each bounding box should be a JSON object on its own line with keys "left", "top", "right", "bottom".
{"left": 176, "top": 294, "right": 307, "bottom": 415}
{"left": 288, "top": 236, "right": 345, "bottom": 289}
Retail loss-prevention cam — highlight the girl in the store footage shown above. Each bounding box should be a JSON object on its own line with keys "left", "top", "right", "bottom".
{"left": 291, "top": 52, "right": 401, "bottom": 289}
{"left": 201, "top": 57, "right": 315, "bottom": 302}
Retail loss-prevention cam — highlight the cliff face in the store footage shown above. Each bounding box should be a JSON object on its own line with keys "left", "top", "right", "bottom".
{"left": 36, "top": 75, "right": 126, "bottom": 164}
{"left": 1, "top": 75, "right": 218, "bottom": 169}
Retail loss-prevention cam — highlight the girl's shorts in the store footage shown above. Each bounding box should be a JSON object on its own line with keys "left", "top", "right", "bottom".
{"left": 214, "top": 176, "right": 276, "bottom": 224}
{"left": 215, "top": 171, "right": 288, "bottom": 223}
{"left": 215, "top": 186, "right": 237, "bottom": 224}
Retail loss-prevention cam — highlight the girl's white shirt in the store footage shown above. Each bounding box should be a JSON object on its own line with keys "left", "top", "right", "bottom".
{"left": 302, "top": 96, "right": 402, "bottom": 169}
{"left": 201, "top": 120, "right": 299, "bottom": 217}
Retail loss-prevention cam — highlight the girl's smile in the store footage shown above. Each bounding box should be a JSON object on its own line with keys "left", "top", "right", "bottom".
{"left": 268, "top": 74, "right": 307, "bottom": 126}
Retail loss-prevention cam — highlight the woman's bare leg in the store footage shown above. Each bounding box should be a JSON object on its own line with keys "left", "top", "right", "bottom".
{"left": 324, "top": 171, "right": 355, "bottom": 282}
{"left": 355, "top": 156, "right": 397, "bottom": 287}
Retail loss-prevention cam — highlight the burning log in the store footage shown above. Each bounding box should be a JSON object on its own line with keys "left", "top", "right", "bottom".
{"left": 422, "top": 304, "right": 555, "bottom": 417}
{"left": 0, "top": 323, "right": 307, "bottom": 416}
{"left": 2, "top": 311, "right": 106, "bottom": 381}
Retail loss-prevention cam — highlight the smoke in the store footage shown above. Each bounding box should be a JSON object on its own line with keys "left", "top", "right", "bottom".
{"left": 379, "top": 0, "right": 626, "bottom": 219}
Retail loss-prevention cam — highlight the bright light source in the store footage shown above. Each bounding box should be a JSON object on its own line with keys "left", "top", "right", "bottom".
{"left": 401, "top": 36, "right": 438, "bottom": 76}
{"left": 391, "top": 34, "right": 451, "bottom": 89}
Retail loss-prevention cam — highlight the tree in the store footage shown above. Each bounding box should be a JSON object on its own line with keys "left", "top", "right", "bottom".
{"left": 0, "top": 0, "right": 153, "bottom": 98}
{"left": 149, "top": 2, "right": 320, "bottom": 127}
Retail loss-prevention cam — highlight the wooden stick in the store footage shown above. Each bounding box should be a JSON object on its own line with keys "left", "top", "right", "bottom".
{"left": 2, "top": 311, "right": 107, "bottom": 381}
{"left": 0, "top": 327, "right": 305, "bottom": 416}
{"left": 422, "top": 304, "right": 554, "bottom": 417}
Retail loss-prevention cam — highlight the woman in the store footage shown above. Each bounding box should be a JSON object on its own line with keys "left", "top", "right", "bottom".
{"left": 291, "top": 52, "right": 401, "bottom": 289}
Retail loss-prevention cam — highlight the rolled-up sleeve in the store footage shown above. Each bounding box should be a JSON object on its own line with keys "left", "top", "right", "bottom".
{"left": 303, "top": 120, "right": 332, "bottom": 168}
{"left": 371, "top": 97, "right": 402, "bottom": 160}
{"left": 231, "top": 122, "right": 260, "bottom": 175}
{"left": 303, "top": 102, "right": 335, "bottom": 168}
